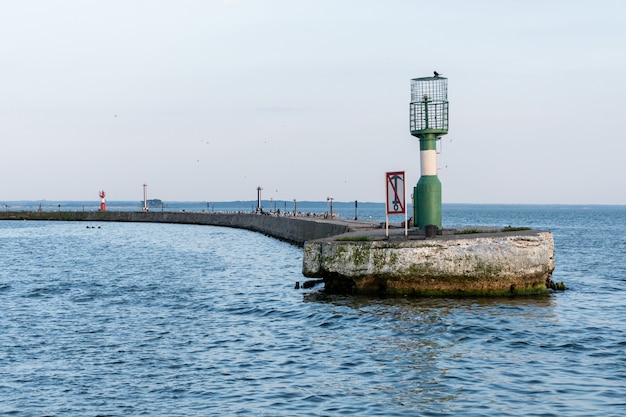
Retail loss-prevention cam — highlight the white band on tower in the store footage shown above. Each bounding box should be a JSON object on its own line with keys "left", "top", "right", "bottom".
{"left": 420, "top": 150, "right": 437, "bottom": 176}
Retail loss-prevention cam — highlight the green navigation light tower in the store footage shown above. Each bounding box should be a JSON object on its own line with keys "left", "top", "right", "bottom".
{"left": 410, "top": 74, "right": 449, "bottom": 230}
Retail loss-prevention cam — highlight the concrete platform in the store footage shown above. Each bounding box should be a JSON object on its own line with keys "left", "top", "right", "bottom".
{"left": 303, "top": 227, "right": 556, "bottom": 296}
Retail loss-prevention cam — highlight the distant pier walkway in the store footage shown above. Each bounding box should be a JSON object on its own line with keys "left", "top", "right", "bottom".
{"left": 0, "top": 210, "right": 380, "bottom": 246}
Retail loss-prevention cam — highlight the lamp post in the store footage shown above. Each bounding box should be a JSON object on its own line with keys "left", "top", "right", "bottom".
{"left": 293, "top": 199, "right": 297, "bottom": 216}
{"left": 142, "top": 183, "right": 148, "bottom": 211}
{"left": 327, "top": 197, "right": 334, "bottom": 218}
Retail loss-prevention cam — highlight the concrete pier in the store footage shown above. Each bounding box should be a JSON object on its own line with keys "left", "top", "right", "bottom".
{"left": 0, "top": 210, "right": 376, "bottom": 246}
{"left": 0, "top": 210, "right": 557, "bottom": 296}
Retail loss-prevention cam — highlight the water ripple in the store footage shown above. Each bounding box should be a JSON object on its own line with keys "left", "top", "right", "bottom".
{"left": 1, "top": 212, "right": 626, "bottom": 416}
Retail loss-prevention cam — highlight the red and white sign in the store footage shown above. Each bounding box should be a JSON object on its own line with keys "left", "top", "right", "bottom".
{"left": 386, "top": 171, "right": 406, "bottom": 215}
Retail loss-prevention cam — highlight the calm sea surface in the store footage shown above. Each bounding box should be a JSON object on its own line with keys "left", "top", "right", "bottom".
{"left": 1, "top": 203, "right": 625, "bottom": 416}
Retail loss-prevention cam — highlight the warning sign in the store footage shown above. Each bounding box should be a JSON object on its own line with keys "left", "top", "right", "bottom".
{"left": 386, "top": 171, "right": 405, "bottom": 215}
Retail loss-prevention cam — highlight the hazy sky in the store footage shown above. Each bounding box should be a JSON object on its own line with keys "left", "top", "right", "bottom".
{"left": 1, "top": 0, "right": 625, "bottom": 204}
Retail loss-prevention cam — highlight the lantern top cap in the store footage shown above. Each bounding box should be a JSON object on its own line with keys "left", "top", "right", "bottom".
{"left": 411, "top": 76, "right": 447, "bottom": 82}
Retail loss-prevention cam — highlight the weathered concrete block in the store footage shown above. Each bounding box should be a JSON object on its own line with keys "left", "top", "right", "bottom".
{"left": 303, "top": 230, "right": 555, "bottom": 296}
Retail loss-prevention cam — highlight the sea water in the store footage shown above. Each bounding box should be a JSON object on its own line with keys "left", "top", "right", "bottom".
{"left": 0, "top": 204, "right": 625, "bottom": 416}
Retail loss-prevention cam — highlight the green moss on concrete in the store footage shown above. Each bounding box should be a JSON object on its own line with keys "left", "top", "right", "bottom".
{"left": 350, "top": 245, "right": 369, "bottom": 267}
{"left": 331, "top": 279, "right": 549, "bottom": 297}
{"left": 388, "top": 251, "right": 399, "bottom": 267}
{"left": 407, "top": 262, "right": 436, "bottom": 277}
{"left": 456, "top": 229, "right": 483, "bottom": 234}
{"left": 335, "top": 236, "right": 369, "bottom": 242}
{"left": 502, "top": 226, "right": 531, "bottom": 232}
{"left": 380, "top": 284, "right": 549, "bottom": 297}
{"left": 475, "top": 260, "right": 503, "bottom": 277}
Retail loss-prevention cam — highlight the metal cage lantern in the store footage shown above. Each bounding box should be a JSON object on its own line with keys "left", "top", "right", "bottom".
{"left": 410, "top": 76, "right": 448, "bottom": 135}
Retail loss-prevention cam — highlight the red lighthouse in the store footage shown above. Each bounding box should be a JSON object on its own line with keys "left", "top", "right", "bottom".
{"left": 99, "top": 191, "right": 106, "bottom": 211}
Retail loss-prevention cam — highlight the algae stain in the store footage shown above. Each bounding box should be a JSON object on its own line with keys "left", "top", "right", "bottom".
{"left": 351, "top": 245, "right": 368, "bottom": 267}
{"left": 475, "top": 260, "right": 502, "bottom": 276}
{"left": 408, "top": 263, "right": 432, "bottom": 276}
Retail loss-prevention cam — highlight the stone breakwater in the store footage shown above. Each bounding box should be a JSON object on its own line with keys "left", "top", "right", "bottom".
{"left": 302, "top": 229, "right": 556, "bottom": 296}
{"left": 0, "top": 210, "right": 365, "bottom": 246}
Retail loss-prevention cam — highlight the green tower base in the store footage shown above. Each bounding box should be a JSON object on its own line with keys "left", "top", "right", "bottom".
{"left": 413, "top": 175, "right": 442, "bottom": 230}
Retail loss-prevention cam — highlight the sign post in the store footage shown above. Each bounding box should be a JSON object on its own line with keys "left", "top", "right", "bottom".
{"left": 385, "top": 171, "right": 408, "bottom": 238}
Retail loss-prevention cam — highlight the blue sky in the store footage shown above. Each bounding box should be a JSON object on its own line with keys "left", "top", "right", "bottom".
{"left": 1, "top": 0, "right": 625, "bottom": 203}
